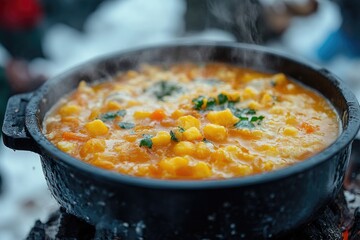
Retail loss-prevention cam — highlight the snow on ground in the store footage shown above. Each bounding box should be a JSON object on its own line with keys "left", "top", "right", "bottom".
{"left": 0, "top": 143, "right": 58, "bottom": 240}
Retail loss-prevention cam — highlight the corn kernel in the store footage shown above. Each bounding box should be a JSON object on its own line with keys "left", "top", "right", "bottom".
{"left": 88, "top": 108, "right": 100, "bottom": 120}
{"left": 173, "top": 141, "right": 195, "bottom": 156}
{"left": 283, "top": 126, "right": 298, "bottom": 136}
{"left": 57, "top": 141, "right": 76, "bottom": 153}
{"left": 159, "top": 157, "right": 189, "bottom": 174}
{"left": 263, "top": 161, "right": 274, "bottom": 171}
{"left": 171, "top": 109, "right": 184, "bottom": 119}
{"left": 256, "top": 144, "right": 279, "bottom": 157}
{"left": 85, "top": 119, "right": 109, "bottom": 136}
{"left": 193, "top": 162, "right": 212, "bottom": 178}
{"left": 260, "top": 93, "right": 273, "bottom": 106}
{"left": 126, "top": 100, "right": 140, "bottom": 107}
{"left": 242, "top": 86, "right": 259, "bottom": 100}
{"left": 91, "top": 159, "right": 115, "bottom": 170}
{"left": 195, "top": 142, "right": 211, "bottom": 159}
{"left": 151, "top": 131, "right": 171, "bottom": 146}
{"left": 269, "top": 106, "right": 285, "bottom": 115}
{"left": 285, "top": 115, "right": 297, "bottom": 125}
{"left": 203, "top": 124, "right": 227, "bottom": 142}
{"left": 211, "top": 149, "right": 229, "bottom": 164}
{"left": 222, "top": 91, "right": 240, "bottom": 102}
{"left": 231, "top": 164, "right": 253, "bottom": 176}
{"left": 248, "top": 100, "right": 261, "bottom": 110}
{"left": 78, "top": 81, "right": 94, "bottom": 94}
{"left": 59, "top": 104, "right": 81, "bottom": 117}
{"left": 133, "top": 111, "right": 151, "bottom": 119}
{"left": 230, "top": 128, "right": 263, "bottom": 140}
{"left": 106, "top": 101, "right": 122, "bottom": 111}
{"left": 80, "top": 139, "right": 106, "bottom": 158}
{"left": 177, "top": 115, "right": 200, "bottom": 130}
{"left": 272, "top": 73, "right": 287, "bottom": 86}
{"left": 183, "top": 127, "right": 203, "bottom": 141}
{"left": 206, "top": 109, "right": 238, "bottom": 127}
{"left": 224, "top": 145, "right": 255, "bottom": 162}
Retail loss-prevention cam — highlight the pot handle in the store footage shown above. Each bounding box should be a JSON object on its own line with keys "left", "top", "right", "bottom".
{"left": 2, "top": 93, "right": 40, "bottom": 153}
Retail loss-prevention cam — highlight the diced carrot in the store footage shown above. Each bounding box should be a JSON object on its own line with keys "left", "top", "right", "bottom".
{"left": 300, "top": 122, "right": 319, "bottom": 134}
{"left": 150, "top": 109, "right": 166, "bottom": 121}
{"left": 62, "top": 132, "right": 89, "bottom": 141}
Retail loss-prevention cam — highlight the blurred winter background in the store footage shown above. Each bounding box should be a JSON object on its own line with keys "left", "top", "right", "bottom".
{"left": 0, "top": 0, "right": 359, "bottom": 239}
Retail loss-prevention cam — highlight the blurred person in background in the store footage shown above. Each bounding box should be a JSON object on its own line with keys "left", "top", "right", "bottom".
{"left": 0, "top": 0, "right": 320, "bottom": 129}
{"left": 0, "top": 0, "right": 107, "bottom": 128}
{"left": 318, "top": 0, "right": 360, "bottom": 61}
{"left": 185, "top": 0, "right": 318, "bottom": 43}
{"left": 0, "top": 0, "right": 106, "bottom": 196}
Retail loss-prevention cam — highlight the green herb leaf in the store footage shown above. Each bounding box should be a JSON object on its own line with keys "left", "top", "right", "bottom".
{"left": 271, "top": 80, "right": 277, "bottom": 87}
{"left": 245, "top": 108, "right": 256, "bottom": 115}
{"left": 100, "top": 110, "right": 126, "bottom": 121}
{"left": 170, "top": 130, "right": 179, "bottom": 142}
{"left": 239, "top": 116, "right": 249, "bottom": 121}
{"left": 178, "top": 126, "right": 185, "bottom": 133}
{"left": 250, "top": 116, "right": 265, "bottom": 122}
{"left": 192, "top": 96, "right": 205, "bottom": 110}
{"left": 118, "top": 122, "right": 135, "bottom": 129}
{"left": 234, "top": 120, "right": 255, "bottom": 129}
{"left": 232, "top": 108, "right": 256, "bottom": 118}
{"left": 206, "top": 97, "right": 216, "bottom": 110}
{"left": 139, "top": 136, "right": 153, "bottom": 149}
{"left": 152, "top": 81, "right": 181, "bottom": 100}
{"left": 217, "top": 93, "right": 228, "bottom": 104}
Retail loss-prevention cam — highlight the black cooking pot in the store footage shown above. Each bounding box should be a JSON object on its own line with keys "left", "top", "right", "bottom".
{"left": 2, "top": 43, "right": 360, "bottom": 239}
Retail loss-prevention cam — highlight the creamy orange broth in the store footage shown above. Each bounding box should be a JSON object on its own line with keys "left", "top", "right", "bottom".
{"left": 43, "top": 63, "right": 339, "bottom": 180}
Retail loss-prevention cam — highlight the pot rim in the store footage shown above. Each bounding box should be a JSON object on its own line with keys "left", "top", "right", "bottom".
{"left": 26, "top": 41, "right": 360, "bottom": 190}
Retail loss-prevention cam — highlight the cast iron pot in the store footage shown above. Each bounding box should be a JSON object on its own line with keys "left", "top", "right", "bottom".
{"left": 2, "top": 43, "right": 360, "bottom": 239}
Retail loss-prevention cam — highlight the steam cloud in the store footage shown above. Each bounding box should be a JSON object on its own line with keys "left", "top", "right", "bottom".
{"left": 208, "top": 0, "right": 263, "bottom": 44}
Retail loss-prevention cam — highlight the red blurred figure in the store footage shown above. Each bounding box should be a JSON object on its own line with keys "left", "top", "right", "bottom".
{"left": 0, "top": 0, "right": 43, "bottom": 30}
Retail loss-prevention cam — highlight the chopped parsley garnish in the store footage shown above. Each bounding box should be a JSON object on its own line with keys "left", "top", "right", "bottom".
{"left": 239, "top": 116, "right": 249, "bottom": 121}
{"left": 234, "top": 120, "right": 255, "bottom": 129}
{"left": 206, "top": 97, "right": 216, "bottom": 110}
{"left": 152, "top": 81, "right": 181, "bottom": 100}
{"left": 170, "top": 130, "right": 179, "bottom": 142}
{"left": 100, "top": 110, "right": 126, "bottom": 121}
{"left": 250, "top": 116, "right": 264, "bottom": 122}
{"left": 118, "top": 122, "right": 135, "bottom": 129}
{"left": 217, "top": 93, "right": 228, "bottom": 105}
{"left": 232, "top": 108, "right": 256, "bottom": 118}
{"left": 245, "top": 108, "right": 256, "bottom": 115}
{"left": 139, "top": 135, "right": 153, "bottom": 149}
{"left": 178, "top": 126, "right": 185, "bottom": 133}
{"left": 234, "top": 115, "right": 265, "bottom": 129}
{"left": 192, "top": 93, "right": 240, "bottom": 111}
{"left": 271, "top": 80, "right": 277, "bottom": 87}
{"left": 192, "top": 96, "right": 205, "bottom": 110}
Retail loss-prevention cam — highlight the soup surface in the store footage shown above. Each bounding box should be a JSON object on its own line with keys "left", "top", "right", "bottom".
{"left": 44, "top": 63, "right": 339, "bottom": 180}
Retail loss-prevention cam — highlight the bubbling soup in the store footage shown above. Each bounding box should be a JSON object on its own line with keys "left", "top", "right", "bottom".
{"left": 43, "top": 63, "right": 339, "bottom": 180}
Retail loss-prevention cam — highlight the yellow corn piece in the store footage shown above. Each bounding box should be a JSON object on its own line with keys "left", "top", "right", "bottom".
{"left": 203, "top": 124, "right": 227, "bottom": 142}
{"left": 85, "top": 119, "right": 109, "bottom": 136}
{"left": 152, "top": 131, "right": 171, "bottom": 146}
{"left": 183, "top": 127, "right": 203, "bottom": 141}
{"left": 177, "top": 115, "right": 200, "bottom": 130}
{"left": 206, "top": 109, "right": 238, "bottom": 127}
{"left": 173, "top": 141, "right": 195, "bottom": 156}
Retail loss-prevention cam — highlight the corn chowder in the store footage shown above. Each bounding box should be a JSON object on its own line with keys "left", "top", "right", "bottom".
{"left": 43, "top": 63, "right": 339, "bottom": 180}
